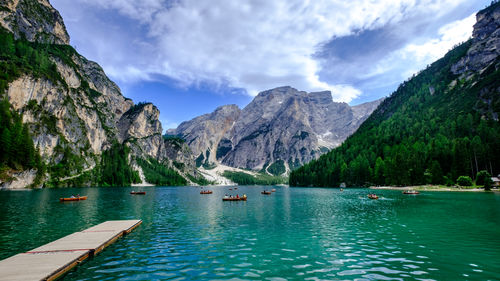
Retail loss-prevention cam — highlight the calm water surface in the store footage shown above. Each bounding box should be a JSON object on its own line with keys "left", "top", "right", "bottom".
{"left": 0, "top": 186, "right": 499, "bottom": 280}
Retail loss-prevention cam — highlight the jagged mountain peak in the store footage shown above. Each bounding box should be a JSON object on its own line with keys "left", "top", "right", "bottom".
{"left": 0, "top": 0, "right": 70, "bottom": 44}
{"left": 173, "top": 86, "right": 383, "bottom": 175}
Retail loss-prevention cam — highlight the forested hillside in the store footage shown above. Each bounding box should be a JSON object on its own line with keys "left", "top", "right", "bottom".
{"left": 290, "top": 3, "right": 500, "bottom": 187}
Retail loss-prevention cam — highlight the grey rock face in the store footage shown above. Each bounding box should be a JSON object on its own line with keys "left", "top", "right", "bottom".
{"left": 170, "top": 105, "right": 241, "bottom": 165}
{"left": 1, "top": 0, "right": 196, "bottom": 187}
{"left": 452, "top": 3, "right": 500, "bottom": 75}
{"left": 173, "top": 86, "right": 382, "bottom": 174}
{"left": 0, "top": 0, "right": 70, "bottom": 44}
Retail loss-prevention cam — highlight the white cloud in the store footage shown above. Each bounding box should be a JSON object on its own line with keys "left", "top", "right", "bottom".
{"left": 160, "top": 119, "right": 178, "bottom": 132}
{"left": 356, "top": 13, "right": 476, "bottom": 84}
{"left": 403, "top": 13, "right": 475, "bottom": 64}
{"left": 59, "top": 0, "right": 469, "bottom": 103}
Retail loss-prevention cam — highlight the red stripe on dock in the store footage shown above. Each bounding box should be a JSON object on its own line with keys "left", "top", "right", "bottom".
{"left": 25, "top": 249, "right": 93, "bottom": 254}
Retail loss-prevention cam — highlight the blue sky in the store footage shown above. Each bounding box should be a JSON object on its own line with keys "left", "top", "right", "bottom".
{"left": 51, "top": 0, "right": 491, "bottom": 130}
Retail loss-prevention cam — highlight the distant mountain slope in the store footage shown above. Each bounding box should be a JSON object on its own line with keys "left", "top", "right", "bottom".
{"left": 171, "top": 87, "right": 382, "bottom": 175}
{"left": 290, "top": 2, "right": 500, "bottom": 187}
{"left": 0, "top": 0, "right": 199, "bottom": 188}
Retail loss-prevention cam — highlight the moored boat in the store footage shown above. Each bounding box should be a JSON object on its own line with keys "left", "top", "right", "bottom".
{"left": 222, "top": 195, "right": 247, "bottom": 201}
{"left": 130, "top": 191, "right": 146, "bottom": 195}
{"left": 60, "top": 196, "right": 87, "bottom": 202}
{"left": 403, "top": 190, "right": 420, "bottom": 195}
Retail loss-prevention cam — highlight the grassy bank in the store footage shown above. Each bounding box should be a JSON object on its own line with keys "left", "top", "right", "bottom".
{"left": 369, "top": 185, "right": 496, "bottom": 192}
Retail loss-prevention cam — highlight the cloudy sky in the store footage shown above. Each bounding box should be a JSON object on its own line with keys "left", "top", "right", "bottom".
{"left": 51, "top": 0, "right": 490, "bottom": 130}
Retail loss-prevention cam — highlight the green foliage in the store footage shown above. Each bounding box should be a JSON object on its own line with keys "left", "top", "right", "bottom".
{"left": 48, "top": 144, "right": 84, "bottom": 181}
{"left": 290, "top": 39, "right": 500, "bottom": 187}
{"left": 163, "top": 134, "right": 185, "bottom": 144}
{"left": 0, "top": 28, "right": 68, "bottom": 89}
{"left": 0, "top": 99, "right": 42, "bottom": 180}
{"left": 195, "top": 153, "right": 204, "bottom": 167}
{"left": 125, "top": 102, "right": 150, "bottom": 115}
{"left": 475, "top": 170, "right": 492, "bottom": 186}
{"left": 99, "top": 143, "right": 140, "bottom": 186}
{"left": 136, "top": 157, "right": 187, "bottom": 186}
{"left": 457, "top": 176, "right": 473, "bottom": 187}
{"left": 267, "top": 160, "right": 285, "bottom": 176}
{"left": 186, "top": 173, "right": 213, "bottom": 186}
{"left": 202, "top": 162, "right": 217, "bottom": 170}
{"left": 223, "top": 171, "right": 287, "bottom": 185}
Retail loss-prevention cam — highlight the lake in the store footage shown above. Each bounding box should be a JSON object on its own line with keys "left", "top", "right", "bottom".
{"left": 0, "top": 186, "right": 499, "bottom": 280}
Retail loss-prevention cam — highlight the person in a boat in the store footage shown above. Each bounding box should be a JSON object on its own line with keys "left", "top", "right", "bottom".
{"left": 70, "top": 195, "right": 75, "bottom": 198}
{"left": 236, "top": 194, "right": 239, "bottom": 199}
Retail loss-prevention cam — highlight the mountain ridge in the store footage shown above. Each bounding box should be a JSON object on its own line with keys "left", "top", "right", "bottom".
{"left": 290, "top": 2, "right": 500, "bottom": 187}
{"left": 171, "top": 86, "right": 383, "bottom": 175}
{"left": 0, "top": 0, "right": 200, "bottom": 188}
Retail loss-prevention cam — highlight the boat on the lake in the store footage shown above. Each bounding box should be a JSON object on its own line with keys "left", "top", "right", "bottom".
{"left": 403, "top": 190, "right": 420, "bottom": 195}
{"left": 200, "top": 190, "right": 213, "bottom": 194}
{"left": 261, "top": 190, "right": 272, "bottom": 195}
{"left": 222, "top": 195, "right": 247, "bottom": 201}
{"left": 271, "top": 189, "right": 276, "bottom": 192}
{"left": 367, "top": 194, "right": 379, "bottom": 200}
{"left": 60, "top": 196, "right": 87, "bottom": 202}
{"left": 130, "top": 191, "right": 146, "bottom": 195}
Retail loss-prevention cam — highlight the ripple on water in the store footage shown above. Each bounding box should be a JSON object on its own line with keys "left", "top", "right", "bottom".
{"left": 1, "top": 187, "right": 499, "bottom": 281}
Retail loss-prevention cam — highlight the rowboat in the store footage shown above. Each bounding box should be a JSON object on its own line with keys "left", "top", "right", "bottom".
{"left": 222, "top": 195, "right": 247, "bottom": 201}
{"left": 200, "top": 190, "right": 213, "bottom": 194}
{"left": 403, "top": 190, "right": 420, "bottom": 195}
{"left": 271, "top": 189, "right": 276, "bottom": 192}
{"left": 60, "top": 196, "right": 87, "bottom": 202}
{"left": 261, "top": 191, "right": 272, "bottom": 195}
{"left": 367, "top": 194, "right": 379, "bottom": 200}
{"left": 130, "top": 191, "right": 146, "bottom": 195}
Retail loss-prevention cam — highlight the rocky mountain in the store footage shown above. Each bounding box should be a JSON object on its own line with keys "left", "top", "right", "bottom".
{"left": 0, "top": 0, "right": 69, "bottom": 44}
{"left": 290, "top": 2, "right": 500, "bottom": 187}
{"left": 0, "top": 0, "right": 198, "bottom": 188}
{"left": 171, "top": 87, "right": 382, "bottom": 175}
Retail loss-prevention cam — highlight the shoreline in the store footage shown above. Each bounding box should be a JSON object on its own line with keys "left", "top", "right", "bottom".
{"left": 369, "top": 185, "right": 496, "bottom": 192}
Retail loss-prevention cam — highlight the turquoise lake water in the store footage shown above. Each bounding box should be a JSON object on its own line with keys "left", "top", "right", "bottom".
{"left": 0, "top": 186, "right": 499, "bottom": 280}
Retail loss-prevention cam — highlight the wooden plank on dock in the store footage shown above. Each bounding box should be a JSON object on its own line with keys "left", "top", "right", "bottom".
{"left": 0, "top": 220, "right": 141, "bottom": 281}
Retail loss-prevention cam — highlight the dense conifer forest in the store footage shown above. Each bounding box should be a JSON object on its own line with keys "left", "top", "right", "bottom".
{"left": 290, "top": 38, "right": 500, "bottom": 187}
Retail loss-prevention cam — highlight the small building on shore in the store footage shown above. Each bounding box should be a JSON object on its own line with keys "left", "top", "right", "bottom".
{"left": 491, "top": 176, "right": 500, "bottom": 187}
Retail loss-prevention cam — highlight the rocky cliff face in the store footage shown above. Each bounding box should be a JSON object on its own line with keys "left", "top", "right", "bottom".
{"left": 452, "top": 3, "right": 500, "bottom": 75}
{"left": 0, "top": 0, "right": 69, "bottom": 44}
{"left": 172, "top": 87, "right": 382, "bottom": 175}
{"left": 168, "top": 105, "right": 241, "bottom": 166}
{"left": 0, "top": 0, "right": 195, "bottom": 187}
{"left": 451, "top": 2, "right": 500, "bottom": 120}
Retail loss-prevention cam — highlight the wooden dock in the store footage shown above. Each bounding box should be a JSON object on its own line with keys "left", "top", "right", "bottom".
{"left": 0, "top": 220, "right": 142, "bottom": 281}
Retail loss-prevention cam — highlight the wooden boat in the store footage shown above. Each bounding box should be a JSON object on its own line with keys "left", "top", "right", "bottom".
{"left": 229, "top": 188, "right": 233, "bottom": 190}
{"left": 130, "top": 191, "right": 146, "bottom": 195}
{"left": 403, "top": 190, "right": 420, "bottom": 195}
{"left": 271, "top": 189, "right": 276, "bottom": 192}
{"left": 60, "top": 196, "right": 87, "bottom": 202}
{"left": 200, "top": 190, "right": 213, "bottom": 194}
{"left": 367, "top": 194, "right": 379, "bottom": 200}
{"left": 261, "top": 191, "right": 272, "bottom": 195}
{"left": 222, "top": 196, "right": 247, "bottom": 201}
